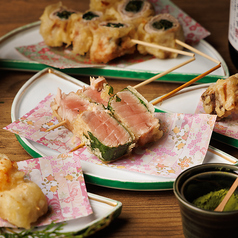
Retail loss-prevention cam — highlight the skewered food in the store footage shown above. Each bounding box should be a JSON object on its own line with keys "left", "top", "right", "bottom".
{"left": 0, "top": 154, "right": 48, "bottom": 229}
{"left": 40, "top": 2, "right": 77, "bottom": 47}
{"left": 50, "top": 77, "right": 163, "bottom": 162}
{"left": 201, "top": 74, "right": 238, "bottom": 119}
{"left": 39, "top": 1, "right": 185, "bottom": 63}
{"left": 89, "top": 21, "right": 137, "bottom": 63}
{"left": 137, "top": 13, "right": 185, "bottom": 59}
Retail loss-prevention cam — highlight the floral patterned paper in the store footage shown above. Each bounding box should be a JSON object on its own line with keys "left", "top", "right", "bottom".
{"left": 196, "top": 96, "right": 238, "bottom": 140}
{"left": 16, "top": 0, "right": 210, "bottom": 69}
{"left": 4, "top": 94, "right": 216, "bottom": 179}
{"left": 0, "top": 153, "right": 92, "bottom": 228}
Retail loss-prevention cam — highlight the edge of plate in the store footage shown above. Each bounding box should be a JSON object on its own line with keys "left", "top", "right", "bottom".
{"left": 0, "top": 21, "right": 229, "bottom": 82}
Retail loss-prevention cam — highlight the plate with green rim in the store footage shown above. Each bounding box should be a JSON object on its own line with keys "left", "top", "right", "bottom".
{"left": 9, "top": 68, "right": 238, "bottom": 191}
{"left": 0, "top": 21, "right": 229, "bottom": 83}
{"left": 152, "top": 83, "right": 238, "bottom": 149}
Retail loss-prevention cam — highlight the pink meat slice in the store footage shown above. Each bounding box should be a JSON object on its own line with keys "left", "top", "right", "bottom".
{"left": 110, "top": 89, "right": 162, "bottom": 146}
{"left": 80, "top": 108, "right": 132, "bottom": 147}
{"left": 54, "top": 88, "right": 91, "bottom": 125}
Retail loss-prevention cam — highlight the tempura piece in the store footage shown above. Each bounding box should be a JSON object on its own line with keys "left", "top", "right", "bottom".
{"left": 104, "top": 0, "right": 155, "bottom": 26}
{"left": 0, "top": 154, "right": 48, "bottom": 229}
{"left": 40, "top": 2, "right": 77, "bottom": 47}
{"left": 68, "top": 10, "right": 104, "bottom": 56}
{"left": 201, "top": 74, "right": 238, "bottom": 119}
{"left": 137, "top": 13, "right": 185, "bottom": 59}
{"left": 90, "top": 21, "right": 136, "bottom": 63}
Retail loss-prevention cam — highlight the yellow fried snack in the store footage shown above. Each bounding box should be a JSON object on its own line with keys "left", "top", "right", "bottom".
{"left": 201, "top": 74, "right": 238, "bottom": 119}
{"left": 137, "top": 13, "right": 185, "bottom": 59}
{"left": 0, "top": 154, "right": 48, "bottom": 229}
{"left": 40, "top": 2, "right": 77, "bottom": 47}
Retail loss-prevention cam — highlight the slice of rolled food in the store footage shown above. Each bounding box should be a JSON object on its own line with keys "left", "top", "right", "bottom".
{"left": 68, "top": 10, "right": 104, "bottom": 56}
{"left": 90, "top": 21, "right": 136, "bottom": 63}
{"left": 137, "top": 13, "right": 185, "bottom": 59}
{"left": 51, "top": 76, "right": 113, "bottom": 131}
{"left": 104, "top": 0, "right": 155, "bottom": 25}
{"left": 40, "top": 2, "right": 77, "bottom": 47}
{"left": 72, "top": 104, "right": 135, "bottom": 163}
{"left": 108, "top": 86, "right": 163, "bottom": 147}
{"left": 0, "top": 154, "right": 48, "bottom": 229}
{"left": 201, "top": 74, "right": 238, "bottom": 119}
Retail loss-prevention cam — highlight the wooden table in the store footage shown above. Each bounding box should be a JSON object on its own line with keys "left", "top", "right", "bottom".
{"left": 0, "top": 0, "right": 236, "bottom": 237}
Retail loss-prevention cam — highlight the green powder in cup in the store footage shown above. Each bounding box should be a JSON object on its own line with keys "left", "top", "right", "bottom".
{"left": 193, "top": 189, "right": 238, "bottom": 211}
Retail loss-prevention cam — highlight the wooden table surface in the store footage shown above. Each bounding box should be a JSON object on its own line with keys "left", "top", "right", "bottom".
{"left": 0, "top": 0, "right": 237, "bottom": 237}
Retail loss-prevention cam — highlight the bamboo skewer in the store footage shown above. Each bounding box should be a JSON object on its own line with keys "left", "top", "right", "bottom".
{"left": 151, "top": 39, "right": 222, "bottom": 105}
{"left": 131, "top": 39, "right": 194, "bottom": 57}
{"left": 134, "top": 56, "right": 195, "bottom": 89}
{"left": 151, "top": 63, "right": 221, "bottom": 105}
{"left": 46, "top": 120, "right": 67, "bottom": 132}
{"left": 175, "top": 39, "right": 220, "bottom": 64}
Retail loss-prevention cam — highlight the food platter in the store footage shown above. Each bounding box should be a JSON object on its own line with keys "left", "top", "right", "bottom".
{"left": 3, "top": 192, "right": 122, "bottom": 236}
{"left": 10, "top": 68, "right": 237, "bottom": 191}
{"left": 0, "top": 21, "right": 229, "bottom": 83}
{"left": 152, "top": 83, "right": 238, "bottom": 148}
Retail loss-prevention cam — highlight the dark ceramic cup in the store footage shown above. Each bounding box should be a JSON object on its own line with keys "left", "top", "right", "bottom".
{"left": 173, "top": 163, "right": 238, "bottom": 238}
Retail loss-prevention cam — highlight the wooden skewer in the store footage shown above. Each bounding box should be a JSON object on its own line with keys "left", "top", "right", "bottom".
{"left": 131, "top": 39, "right": 194, "bottom": 57}
{"left": 46, "top": 120, "right": 67, "bottom": 132}
{"left": 175, "top": 39, "right": 220, "bottom": 64}
{"left": 70, "top": 142, "right": 85, "bottom": 152}
{"left": 151, "top": 63, "right": 221, "bottom": 105}
{"left": 134, "top": 56, "right": 195, "bottom": 89}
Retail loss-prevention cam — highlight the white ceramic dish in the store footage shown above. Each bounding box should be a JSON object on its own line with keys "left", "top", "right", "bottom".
{"left": 9, "top": 68, "right": 237, "bottom": 191}
{"left": 0, "top": 21, "right": 229, "bottom": 83}
{"left": 2, "top": 192, "right": 122, "bottom": 236}
{"left": 152, "top": 83, "right": 238, "bottom": 148}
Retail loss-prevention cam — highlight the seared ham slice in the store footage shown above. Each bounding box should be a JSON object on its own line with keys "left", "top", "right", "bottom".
{"left": 201, "top": 74, "right": 238, "bottom": 119}
{"left": 51, "top": 76, "right": 113, "bottom": 131}
{"left": 73, "top": 105, "right": 135, "bottom": 162}
{"left": 51, "top": 88, "right": 91, "bottom": 131}
{"left": 108, "top": 86, "right": 163, "bottom": 146}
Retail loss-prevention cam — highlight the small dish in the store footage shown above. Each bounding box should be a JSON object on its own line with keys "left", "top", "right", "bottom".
{"left": 174, "top": 163, "right": 238, "bottom": 238}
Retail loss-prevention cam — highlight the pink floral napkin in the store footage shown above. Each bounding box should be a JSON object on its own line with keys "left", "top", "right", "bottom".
{"left": 0, "top": 152, "right": 92, "bottom": 228}
{"left": 196, "top": 96, "right": 238, "bottom": 140}
{"left": 16, "top": 0, "right": 210, "bottom": 69}
{"left": 4, "top": 94, "right": 217, "bottom": 179}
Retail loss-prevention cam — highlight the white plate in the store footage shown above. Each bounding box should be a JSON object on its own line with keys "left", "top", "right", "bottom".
{"left": 152, "top": 84, "right": 238, "bottom": 148}
{"left": 0, "top": 21, "right": 229, "bottom": 83}
{"left": 3, "top": 192, "right": 122, "bottom": 236}
{"left": 10, "top": 68, "right": 238, "bottom": 191}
